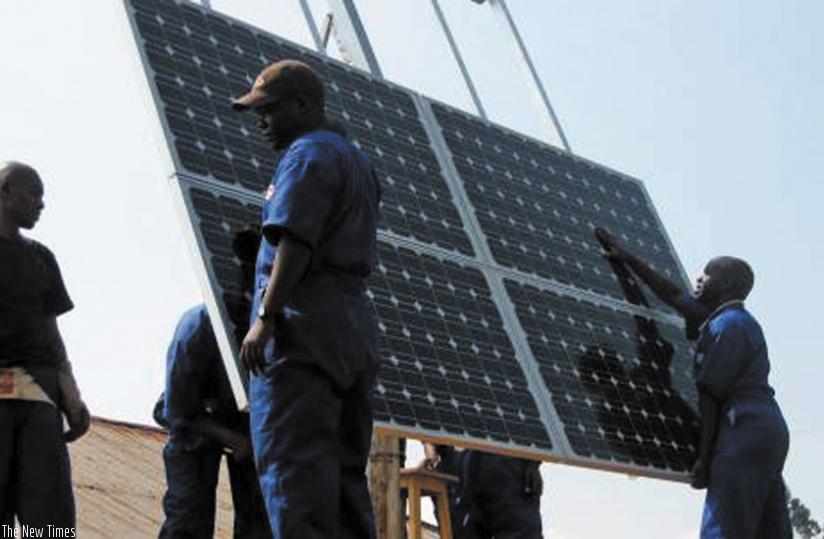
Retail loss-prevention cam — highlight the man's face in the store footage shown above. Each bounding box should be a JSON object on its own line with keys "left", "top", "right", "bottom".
{"left": 254, "top": 93, "right": 306, "bottom": 150}
{"left": 695, "top": 259, "right": 725, "bottom": 307}
{"left": 2, "top": 176, "right": 44, "bottom": 230}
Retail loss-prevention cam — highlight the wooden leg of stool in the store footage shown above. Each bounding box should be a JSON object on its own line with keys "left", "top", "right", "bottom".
{"left": 408, "top": 483, "right": 422, "bottom": 539}
{"left": 436, "top": 493, "right": 453, "bottom": 539}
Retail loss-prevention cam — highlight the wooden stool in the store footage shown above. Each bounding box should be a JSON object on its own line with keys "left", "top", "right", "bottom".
{"left": 399, "top": 467, "right": 459, "bottom": 539}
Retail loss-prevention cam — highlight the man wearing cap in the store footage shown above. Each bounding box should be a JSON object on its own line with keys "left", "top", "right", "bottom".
{"left": 595, "top": 228, "right": 791, "bottom": 538}
{"left": 233, "top": 60, "right": 381, "bottom": 538}
{"left": 0, "top": 161, "right": 89, "bottom": 529}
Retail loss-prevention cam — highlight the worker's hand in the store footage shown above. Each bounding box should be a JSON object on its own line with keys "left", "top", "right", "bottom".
{"left": 594, "top": 227, "right": 629, "bottom": 262}
{"left": 240, "top": 318, "right": 275, "bottom": 376}
{"left": 524, "top": 461, "right": 543, "bottom": 499}
{"left": 421, "top": 457, "right": 440, "bottom": 471}
{"left": 690, "top": 459, "right": 709, "bottom": 489}
{"left": 228, "top": 435, "right": 253, "bottom": 461}
{"left": 64, "top": 400, "right": 91, "bottom": 443}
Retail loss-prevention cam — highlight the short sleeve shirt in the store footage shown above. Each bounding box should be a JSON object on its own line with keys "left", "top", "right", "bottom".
{"left": 253, "top": 128, "right": 380, "bottom": 284}
{"left": 0, "top": 236, "right": 73, "bottom": 366}
{"left": 251, "top": 128, "right": 381, "bottom": 387}
{"left": 693, "top": 303, "right": 775, "bottom": 405}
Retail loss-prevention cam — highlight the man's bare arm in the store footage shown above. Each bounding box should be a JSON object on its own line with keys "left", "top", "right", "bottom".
{"left": 45, "top": 317, "right": 90, "bottom": 442}
{"left": 189, "top": 416, "right": 252, "bottom": 460}
{"left": 595, "top": 227, "right": 685, "bottom": 308}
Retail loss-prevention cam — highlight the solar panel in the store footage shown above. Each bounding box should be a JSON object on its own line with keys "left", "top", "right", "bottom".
{"left": 126, "top": 0, "right": 699, "bottom": 479}
{"left": 173, "top": 175, "right": 553, "bottom": 451}
{"left": 130, "top": 0, "right": 473, "bottom": 255}
{"left": 505, "top": 279, "right": 697, "bottom": 471}
{"left": 431, "top": 103, "right": 688, "bottom": 308}
{"left": 370, "top": 242, "right": 551, "bottom": 449}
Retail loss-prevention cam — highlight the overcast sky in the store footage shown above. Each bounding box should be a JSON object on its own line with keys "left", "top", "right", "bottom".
{"left": 1, "top": 0, "right": 822, "bottom": 537}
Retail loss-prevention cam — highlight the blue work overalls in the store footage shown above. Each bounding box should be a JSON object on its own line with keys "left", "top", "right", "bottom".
{"left": 694, "top": 302, "right": 791, "bottom": 539}
{"left": 249, "top": 128, "right": 381, "bottom": 539}
{"left": 158, "top": 305, "right": 271, "bottom": 539}
{"left": 454, "top": 451, "right": 543, "bottom": 539}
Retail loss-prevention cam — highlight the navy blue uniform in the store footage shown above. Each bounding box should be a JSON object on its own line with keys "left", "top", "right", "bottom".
{"left": 690, "top": 300, "right": 791, "bottom": 538}
{"left": 0, "top": 236, "right": 75, "bottom": 528}
{"left": 452, "top": 451, "right": 542, "bottom": 539}
{"left": 249, "top": 128, "right": 381, "bottom": 538}
{"left": 158, "top": 305, "right": 270, "bottom": 539}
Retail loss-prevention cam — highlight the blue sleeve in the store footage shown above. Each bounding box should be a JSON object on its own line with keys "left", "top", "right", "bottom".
{"left": 262, "top": 143, "right": 339, "bottom": 250}
{"left": 674, "top": 292, "right": 709, "bottom": 340}
{"left": 163, "top": 309, "right": 216, "bottom": 430}
{"left": 695, "top": 319, "right": 749, "bottom": 402}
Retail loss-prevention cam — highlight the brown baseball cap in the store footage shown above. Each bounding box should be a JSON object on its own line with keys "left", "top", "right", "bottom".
{"left": 231, "top": 60, "right": 324, "bottom": 111}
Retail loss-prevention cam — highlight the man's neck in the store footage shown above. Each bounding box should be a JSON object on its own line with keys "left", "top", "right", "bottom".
{"left": 0, "top": 218, "right": 20, "bottom": 240}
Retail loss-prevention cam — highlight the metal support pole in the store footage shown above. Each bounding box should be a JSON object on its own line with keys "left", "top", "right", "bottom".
{"left": 299, "top": 0, "right": 326, "bottom": 54}
{"left": 324, "top": 0, "right": 383, "bottom": 77}
{"left": 431, "top": 0, "right": 488, "bottom": 119}
{"left": 488, "top": 0, "right": 571, "bottom": 152}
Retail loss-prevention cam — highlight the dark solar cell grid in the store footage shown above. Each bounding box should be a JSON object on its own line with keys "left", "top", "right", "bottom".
{"left": 130, "top": 0, "right": 473, "bottom": 254}
{"left": 432, "top": 104, "right": 687, "bottom": 306}
{"left": 369, "top": 243, "right": 552, "bottom": 448}
{"left": 505, "top": 279, "right": 698, "bottom": 471}
{"left": 187, "top": 185, "right": 261, "bottom": 348}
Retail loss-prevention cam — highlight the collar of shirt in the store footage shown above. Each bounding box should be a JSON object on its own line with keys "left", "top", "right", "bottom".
{"left": 698, "top": 299, "right": 746, "bottom": 334}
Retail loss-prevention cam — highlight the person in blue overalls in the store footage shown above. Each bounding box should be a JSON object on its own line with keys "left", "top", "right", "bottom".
{"left": 0, "top": 161, "right": 89, "bottom": 530}
{"left": 424, "top": 444, "right": 543, "bottom": 539}
{"left": 231, "top": 60, "right": 381, "bottom": 538}
{"left": 156, "top": 227, "right": 271, "bottom": 539}
{"left": 596, "top": 227, "right": 791, "bottom": 538}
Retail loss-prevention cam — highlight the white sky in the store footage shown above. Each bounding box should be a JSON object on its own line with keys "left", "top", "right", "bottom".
{"left": 1, "top": 0, "right": 822, "bottom": 537}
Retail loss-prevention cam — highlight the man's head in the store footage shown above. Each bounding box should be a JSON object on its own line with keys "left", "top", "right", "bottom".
{"left": 231, "top": 60, "right": 325, "bottom": 150}
{"left": 695, "top": 256, "right": 754, "bottom": 308}
{"left": 0, "top": 161, "right": 45, "bottom": 234}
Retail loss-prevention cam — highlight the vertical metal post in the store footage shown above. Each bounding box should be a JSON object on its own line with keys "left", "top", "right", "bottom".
{"left": 488, "top": 0, "right": 571, "bottom": 152}
{"left": 324, "top": 0, "right": 383, "bottom": 77}
{"left": 431, "top": 0, "right": 488, "bottom": 119}
{"left": 299, "top": 0, "right": 326, "bottom": 54}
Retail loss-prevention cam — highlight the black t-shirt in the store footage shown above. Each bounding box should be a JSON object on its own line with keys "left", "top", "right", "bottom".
{"left": 0, "top": 236, "right": 73, "bottom": 366}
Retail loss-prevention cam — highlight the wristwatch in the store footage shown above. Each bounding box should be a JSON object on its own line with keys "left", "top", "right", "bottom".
{"left": 257, "top": 303, "right": 275, "bottom": 322}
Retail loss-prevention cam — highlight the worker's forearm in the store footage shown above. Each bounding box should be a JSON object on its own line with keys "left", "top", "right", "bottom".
{"left": 189, "top": 416, "right": 245, "bottom": 448}
{"left": 46, "top": 317, "right": 85, "bottom": 408}
{"left": 260, "top": 234, "right": 312, "bottom": 315}
{"left": 45, "top": 316, "right": 69, "bottom": 363}
{"left": 623, "top": 252, "right": 685, "bottom": 307}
